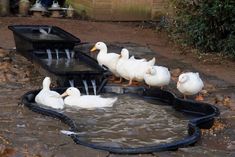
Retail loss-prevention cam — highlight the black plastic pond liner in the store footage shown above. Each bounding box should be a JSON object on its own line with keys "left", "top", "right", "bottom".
{"left": 21, "top": 87, "right": 219, "bottom": 154}
{"left": 31, "top": 50, "right": 108, "bottom": 88}
{"left": 8, "top": 25, "right": 81, "bottom": 55}
{"left": 9, "top": 25, "right": 108, "bottom": 89}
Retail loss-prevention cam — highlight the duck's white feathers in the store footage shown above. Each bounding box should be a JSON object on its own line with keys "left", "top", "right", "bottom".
{"left": 177, "top": 72, "right": 204, "bottom": 96}
{"left": 35, "top": 77, "right": 64, "bottom": 109}
{"left": 144, "top": 66, "right": 171, "bottom": 87}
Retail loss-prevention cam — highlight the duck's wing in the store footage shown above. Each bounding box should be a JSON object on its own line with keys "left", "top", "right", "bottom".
{"left": 46, "top": 91, "right": 61, "bottom": 98}
{"left": 130, "top": 56, "right": 147, "bottom": 62}
{"left": 107, "top": 53, "right": 120, "bottom": 59}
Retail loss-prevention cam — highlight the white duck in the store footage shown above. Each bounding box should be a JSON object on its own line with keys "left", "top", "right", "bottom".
{"left": 61, "top": 87, "right": 117, "bottom": 109}
{"left": 35, "top": 77, "right": 64, "bottom": 109}
{"left": 90, "top": 42, "right": 120, "bottom": 78}
{"left": 177, "top": 72, "right": 204, "bottom": 99}
{"left": 144, "top": 66, "right": 171, "bottom": 89}
{"left": 129, "top": 56, "right": 147, "bottom": 62}
{"left": 116, "top": 48, "right": 155, "bottom": 85}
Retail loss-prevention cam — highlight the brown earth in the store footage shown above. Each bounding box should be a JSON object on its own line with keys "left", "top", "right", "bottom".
{"left": 0, "top": 17, "right": 234, "bottom": 85}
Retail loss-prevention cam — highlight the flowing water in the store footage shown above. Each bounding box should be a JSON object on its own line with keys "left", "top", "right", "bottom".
{"left": 91, "top": 80, "right": 97, "bottom": 95}
{"left": 55, "top": 49, "right": 59, "bottom": 60}
{"left": 69, "top": 80, "right": 75, "bottom": 87}
{"left": 41, "top": 58, "right": 97, "bottom": 72}
{"left": 23, "top": 32, "right": 64, "bottom": 41}
{"left": 64, "top": 93, "right": 189, "bottom": 148}
{"left": 82, "top": 80, "right": 89, "bottom": 95}
{"left": 46, "top": 49, "right": 52, "bottom": 61}
{"left": 65, "top": 49, "right": 71, "bottom": 60}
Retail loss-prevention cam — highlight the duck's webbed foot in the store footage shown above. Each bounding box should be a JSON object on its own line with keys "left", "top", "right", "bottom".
{"left": 195, "top": 93, "right": 204, "bottom": 101}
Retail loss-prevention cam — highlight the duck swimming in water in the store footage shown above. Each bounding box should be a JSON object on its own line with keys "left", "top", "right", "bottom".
{"left": 61, "top": 87, "right": 117, "bottom": 109}
{"left": 35, "top": 77, "right": 64, "bottom": 109}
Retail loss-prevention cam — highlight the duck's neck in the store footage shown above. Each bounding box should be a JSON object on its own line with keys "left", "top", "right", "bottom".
{"left": 43, "top": 86, "right": 50, "bottom": 90}
{"left": 98, "top": 47, "right": 108, "bottom": 56}
{"left": 42, "top": 82, "right": 50, "bottom": 90}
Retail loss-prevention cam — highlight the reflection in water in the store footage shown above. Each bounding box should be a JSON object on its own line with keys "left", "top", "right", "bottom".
{"left": 83, "top": 80, "right": 89, "bottom": 95}
{"left": 65, "top": 94, "right": 189, "bottom": 147}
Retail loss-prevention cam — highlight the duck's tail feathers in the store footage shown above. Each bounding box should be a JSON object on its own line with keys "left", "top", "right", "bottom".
{"left": 148, "top": 57, "right": 156, "bottom": 66}
{"left": 107, "top": 97, "right": 118, "bottom": 107}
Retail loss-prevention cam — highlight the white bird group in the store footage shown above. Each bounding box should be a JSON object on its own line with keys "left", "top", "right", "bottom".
{"left": 90, "top": 42, "right": 204, "bottom": 99}
{"left": 35, "top": 42, "right": 205, "bottom": 109}
{"left": 35, "top": 77, "right": 117, "bottom": 109}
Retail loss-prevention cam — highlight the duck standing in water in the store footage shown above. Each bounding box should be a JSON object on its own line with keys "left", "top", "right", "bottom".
{"left": 90, "top": 42, "right": 120, "bottom": 80}
{"left": 35, "top": 77, "right": 64, "bottom": 109}
{"left": 177, "top": 72, "right": 204, "bottom": 100}
{"left": 61, "top": 87, "right": 117, "bottom": 109}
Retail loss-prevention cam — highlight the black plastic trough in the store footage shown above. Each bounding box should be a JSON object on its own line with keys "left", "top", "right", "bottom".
{"left": 9, "top": 25, "right": 108, "bottom": 91}
{"left": 21, "top": 86, "right": 219, "bottom": 154}
{"left": 9, "top": 25, "right": 81, "bottom": 56}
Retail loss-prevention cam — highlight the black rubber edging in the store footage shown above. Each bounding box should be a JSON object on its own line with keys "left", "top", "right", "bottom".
{"left": 21, "top": 87, "right": 219, "bottom": 154}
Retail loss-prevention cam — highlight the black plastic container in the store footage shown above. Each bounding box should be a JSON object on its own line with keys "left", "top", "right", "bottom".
{"left": 21, "top": 86, "right": 219, "bottom": 154}
{"left": 9, "top": 25, "right": 108, "bottom": 91}
{"left": 8, "top": 25, "right": 81, "bottom": 56}
{"left": 31, "top": 49, "right": 108, "bottom": 91}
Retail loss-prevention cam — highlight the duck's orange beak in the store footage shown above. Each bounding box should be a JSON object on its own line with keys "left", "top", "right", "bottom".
{"left": 90, "top": 46, "right": 97, "bottom": 52}
{"left": 61, "top": 92, "right": 68, "bottom": 98}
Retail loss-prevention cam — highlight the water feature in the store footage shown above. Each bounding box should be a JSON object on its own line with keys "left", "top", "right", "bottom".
{"left": 69, "top": 80, "right": 75, "bottom": 87}
{"left": 91, "top": 80, "right": 97, "bottom": 95}
{"left": 83, "top": 80, "right": 89, "bottom": 95}
{"left": 71, "top": 50, "right": 75, "bottom": 59}
{"left": 46, "top": 49, "right": 52, "bottom": 60}
{"left": 55, "top": 49, "right": 59, "bottom": 60}
{"left": 65, "top": 49, "right": 71, "bottom": 60}
{"left": 64, "top": 93, "right": 189, "bottom": 147}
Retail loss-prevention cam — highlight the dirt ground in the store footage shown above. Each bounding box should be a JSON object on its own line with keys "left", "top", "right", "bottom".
{"left": 0, "top": 17, "right": 235, "bottom": 85}
{"left": 0, "top": 17, "right": 235, "bottom": 157}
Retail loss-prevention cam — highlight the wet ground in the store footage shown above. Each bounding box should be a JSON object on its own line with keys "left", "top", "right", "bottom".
{"left": 0, "top": 17, "right": 235, "bottom": 157}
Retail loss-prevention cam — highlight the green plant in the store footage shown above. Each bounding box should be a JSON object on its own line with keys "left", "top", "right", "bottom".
{"left": 169, "top": 0, "right": 235, "bottom": 58}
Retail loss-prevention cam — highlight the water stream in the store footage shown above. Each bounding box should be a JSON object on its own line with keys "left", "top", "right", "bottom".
{"left": 55, "top": 49, "right": 59, "bottom": 60}
{"left": 46, "top": 49, "right": 52, "bottom": 60}
{"left": 82, "top": 80, "right": 89, "bottom": 95}
{"left": 65, "top": 49, "right": 71, "bottom": 60}
{"left": 91, "top": 80, "right": 97, "bottom": 95}
{"left": 69, "top": 80, "right": 75, "bottom": 87}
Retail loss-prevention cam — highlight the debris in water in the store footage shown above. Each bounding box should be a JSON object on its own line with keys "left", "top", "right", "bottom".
{"left": 16, "top": 124, "right": 26, "bottom": 128}
{"left": 60, "top": 130, "right": 78, "bottom": 135}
